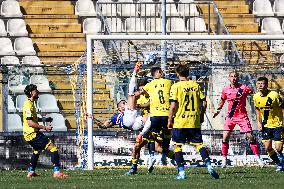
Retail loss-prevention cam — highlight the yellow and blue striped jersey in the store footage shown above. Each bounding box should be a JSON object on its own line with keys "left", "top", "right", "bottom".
{"left": 22, "top": 99, "right": 38, "bottom": 141}
{"left": 143, "top": 78, "right": 172, "bottom": 116}
{"left": 253, "top": 91, "right": 283, "bottom": 128}
{"left": 170, "top": 80, "right": 205, "bottom": 129}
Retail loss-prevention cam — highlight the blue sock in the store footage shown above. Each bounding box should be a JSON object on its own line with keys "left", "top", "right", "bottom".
{"left": 178, "top": 165, "right": 185, "bottom": 173}
{"left": 53, "top": 166, "right": 60, "bottom": 173}
{"left": 28, "top": 166, "right": 35, "bottom": 173}
{"left": 277, "top": 151, "right": 284, "bottom": 163}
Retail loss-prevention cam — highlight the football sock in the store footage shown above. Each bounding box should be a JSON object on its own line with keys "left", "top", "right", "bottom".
{"left": 267, "top": 149, "right": 280, "bottom": 165}
{"left": 148, "top": 141, "right": 155, "bottom": 157}
{"left": 249, "top": 142, "right": 260, "bottom": 156}
{"left": 29, "top": 152, "right": 40, "bottom": 172}
{"left": 128, "top": 73, "right": 136, "bottom": 96}
{"left": 174, "top": 147, "right": 184, "bottom": 167}
{"left": 50, "top": 147, "right": 60, "bottom": 173}
{"left": 162, "top": 130, "right": 171, "bottom": 153}
{"left": 277, "top": 150, "right": 284, "bottom": 163}
{"left": 222, "top": 141, "right": 229, "bottom": 157}
{"left": 199, "top": 147, "right": 211, "bottom": 164}
{"left": 178, "top": 165, "right": 185, "bottom": 174}
{"left": 131, "top": 159, "right": 138, "bottom": 170}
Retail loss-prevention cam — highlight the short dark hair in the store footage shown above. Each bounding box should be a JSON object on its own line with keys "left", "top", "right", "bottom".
{"left": 24, "top": 84, "right": 37, "bottom": 98}
{"left": 257, "top": 76, "right": 268, "bottom": 84}
{"left": 117, "top": 99, "right": 126, "bottom": 108}
{"left": 151, "top": 67, "right": 162, "bottom": 77}
{"left": 175, "top": 65, "right": 189, "bottom": 77}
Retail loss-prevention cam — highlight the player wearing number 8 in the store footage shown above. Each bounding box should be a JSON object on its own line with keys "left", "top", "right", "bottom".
{"left": 168, "top": 65, "right": 219, "bottom": 180}
{"left": 142, "top": 67, "right": 173, "bottom": 165}
{"left": 253, "top": 77, "right": 284, "bottom": 171}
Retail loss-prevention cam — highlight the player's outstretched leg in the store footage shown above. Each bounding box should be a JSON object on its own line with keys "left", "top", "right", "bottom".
{"left": 197, "top": 144, "right": 219, "bottom": 179}
{"left": 267, "top": 148, "right": 284, "bottom": 172}
{"left": 27, "top": 151, "right": 40, "bottom": 177}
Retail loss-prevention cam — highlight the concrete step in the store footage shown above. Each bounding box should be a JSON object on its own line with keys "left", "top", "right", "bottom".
{"left": 20, "top": 1, "right": 73, "bottom": 7}
{"left": 204, "top": 14, "right": 256, "bottom": 23}
{"left": 224, "top": 23, "right": 259, "bottom": 33}
{"left": 38, "top": 51, "right": 84, "bottom": 57}
{"left": 199, "top": 4, "right": 250, "bottom": 14}
{"left": 35, "top": 42, "right": 85, "bottom": 52}
{"left": 21, "top": 5, "right": 74, "bottom": 15}
{"left": 212, "top": 0, "right": 247, "bottom": 5}
{"left": 24, "top": 15, "right": 78, "bottom": 19}
{"left": 25, "top": 19, "right": 79, "bottom": 24}
{"left": 27, "top": 23, "right": 82, "bottom": 33}
{"left": 30, "top": 33, "right": 85, "bottom": 38}
{"left": 40, "top": 57, "right": 80, "bottom": 64}
{"left": 32, "top": 38, "right": 85, "bottom": 43}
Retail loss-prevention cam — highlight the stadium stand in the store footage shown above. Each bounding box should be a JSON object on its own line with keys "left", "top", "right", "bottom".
{"left": 37, "top": 94, "right": 60, "bottom": 113}
{"left": 15, "top": 94, "right": 27, "bottom": 112}
{"left": 45, "top": 113, "right": 67, "bottom": 131}
{"left": 0, "top": 38, "right": 14, "bottom": 55}
{"left": 7, "top": 113, "right": 22, "bottom": 131}
{"left": 8, "top": 95, "right": 16, "bottom": 113}
{"left": 7, "top": 19, "right": 28, "bottom": 36}
{"left": 0, "top": 19, "right": 7, "bottom": 36}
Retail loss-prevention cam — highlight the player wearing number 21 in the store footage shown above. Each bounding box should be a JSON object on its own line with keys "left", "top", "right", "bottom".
{"left": 167, "top": 65, "right": 219, "bottom": 180}
{"left": 253, "top": 77, "right": 284, "bottom": 171}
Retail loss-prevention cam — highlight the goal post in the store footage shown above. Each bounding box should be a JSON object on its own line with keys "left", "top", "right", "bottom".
{"left": 86, "top": 34, "right": 284, "bottom": 170}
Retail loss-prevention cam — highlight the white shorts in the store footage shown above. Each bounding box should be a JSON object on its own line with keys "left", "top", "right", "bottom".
{"left": 122, "top": 108, "right": 143, "bottom": 131}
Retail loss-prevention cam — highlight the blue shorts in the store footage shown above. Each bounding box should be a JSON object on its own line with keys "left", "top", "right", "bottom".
{"left": 27, "top": 132, "right": 51, "bottom": 151}
{"left": 149, "top": 116, "right": 168, "bottom": 134}
{"left": 262, "top": 127, "right": 284, "bottom": 142}
{"left": 172, "top": 128, "right": 203, "bottom": 144}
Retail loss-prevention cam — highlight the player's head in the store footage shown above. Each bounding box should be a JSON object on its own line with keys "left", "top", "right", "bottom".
{"left": 151, "top": 67, "right": 164, "bottom": 79}
{"left": 256, "top": 76, "right": 268, "bottom": 92}
{"left": 117, "top": 100, "right": 126, "bottom": 112}
{"left": 24, "top": 84, "right": 39, "bottom": 100}
{"left": 175, "top": 65, "right": 189, "bottom": 78}
{"left": 136, "top": 79, "right": 148, "bottom": 96}
{"left": 228, "top": 70, "right": 239, "bottom": 85}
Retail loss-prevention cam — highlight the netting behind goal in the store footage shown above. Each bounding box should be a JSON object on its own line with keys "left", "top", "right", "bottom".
{"left": 82, "top": 37, "right": 283, "bottom": 168}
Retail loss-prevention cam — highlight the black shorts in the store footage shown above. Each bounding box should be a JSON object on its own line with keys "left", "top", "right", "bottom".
{"left": 27, "top": 132, "right": 51, "bottom": 151}
{"left": 262, "top": 127, "right": 284, "bottom": 142}
{"left": 172, "top": 128, "right": 203, "bottom": 144}
{"left": 149, "top": 116, "right": 168, "bottom": 134}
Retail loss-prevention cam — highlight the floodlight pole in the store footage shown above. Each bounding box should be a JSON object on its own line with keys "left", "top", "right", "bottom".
{"left": 86, "top": 38, "right": 94, "bottom": 170}
{"left": 161, "top": 0, "right": 167, "bottom": 75}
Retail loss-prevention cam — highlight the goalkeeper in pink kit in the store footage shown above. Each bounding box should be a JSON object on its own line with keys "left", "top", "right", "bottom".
{"left": 213, "top": 71, "right": 263, "bottom": 167}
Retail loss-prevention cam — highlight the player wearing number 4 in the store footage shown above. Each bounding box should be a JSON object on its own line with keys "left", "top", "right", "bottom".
{"left": 168, "top": 65, "right": 219, "bottom": 180}
{"left": 253, "top": 77, "right": 284, "bottom": 171}
{"left": 213, "top": 71, "right": 263, "bottom": 167}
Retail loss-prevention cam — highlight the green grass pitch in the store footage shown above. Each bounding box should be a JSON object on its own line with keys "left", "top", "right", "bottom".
{"left": 1, "top": 167, "right": 284, "bottom": 189}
